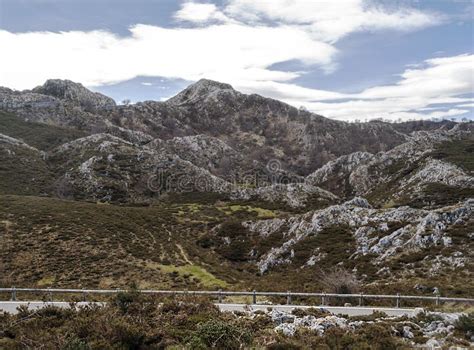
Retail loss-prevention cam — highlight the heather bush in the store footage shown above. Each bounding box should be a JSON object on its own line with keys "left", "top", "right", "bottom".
{"left": 0, "top": 292, "right": 468, "bottom": 349}
{"left": 186, "top": 319, "right": 252, "bottom": 349}
{"left": 455, "top": 312, "right": 474, "bottom": 339}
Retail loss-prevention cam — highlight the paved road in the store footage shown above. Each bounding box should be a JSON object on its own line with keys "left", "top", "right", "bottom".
{"left": 218, "top": 303, "right": 419, "bottom": 317}
{"left": 0, "top": 301, "right": 104, "bottom": 314}
{"left": 0, "top": 301, "right": 419, "bottom": 317}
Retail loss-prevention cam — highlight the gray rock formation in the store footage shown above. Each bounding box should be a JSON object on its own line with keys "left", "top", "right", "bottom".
{"left": 306, "top": 125, "right": 474, "bottom": 205}
{"left": 244, "top": 198, "right": 473, "bottom": 273}
{"left": 32, "top": 79, "right": 116, "bottom": 111}
{"left": 1, "top": 78, "right": 469, "bottom": 180}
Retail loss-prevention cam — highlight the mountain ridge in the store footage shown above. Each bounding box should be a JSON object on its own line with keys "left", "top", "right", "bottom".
{"left": 1, "top": 78, "right": 460, "bottom": 175}
{"left": 1, "top": 79, "right": 472, "bottom": 207}
{"left": 0, "top": 78, "right": 472, "bottom": 298}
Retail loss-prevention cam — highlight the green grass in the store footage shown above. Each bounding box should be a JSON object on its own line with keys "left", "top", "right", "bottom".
{"left": 157, "top": 264, "right": 228, "bottom": 288}
{"left": 0, "top": 110, "right": 86, "bottom": 151}
{"left": 430, "top": 138, "right": 474, "bottom": 174}
{"left": 218, "top": 204, "right": 276, "bottom": 218}
{"left": 0, "top": 144, "right": 53, "bottom": 196}
{"left": 0, "top": 195, "right": 277, "bottom": 289}
{"left": 37, "top": 276, "right": 56, "bottom": 286}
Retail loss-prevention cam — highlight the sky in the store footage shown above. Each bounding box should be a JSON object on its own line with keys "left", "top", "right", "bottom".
{"left": 0, "top": 0, "right": 473, "bottom": 122}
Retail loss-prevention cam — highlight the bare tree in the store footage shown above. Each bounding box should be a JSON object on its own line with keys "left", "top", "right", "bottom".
{"left": 318, "top": 267, "right": 360, "bottom": 294}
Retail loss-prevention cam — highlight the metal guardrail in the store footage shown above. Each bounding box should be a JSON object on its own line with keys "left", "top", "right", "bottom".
{"left": 1, "top": 288, "right": 473, "bottom": 308}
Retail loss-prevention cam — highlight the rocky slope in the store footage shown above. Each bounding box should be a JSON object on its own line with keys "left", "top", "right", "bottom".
{"left": 0, "top": 84, "right": 105, "bottom": 130}
{"left": 1, "top": 79, "right": 472, "bottom": 208}
{"left": 243, "top": 197, "right": 473, "bottom": 276}
{"left": 108, "top": 79, "right": 416, "bottom": 175}
{"left": 145, "top": 134, "right": 297, "bottom": 184}
{"left": 2, "top": 115, "right": 470, "bottom": 210}
{"left": 0, "top": 78, "right": 472, "bottom": 298}
{"left": 47, "top": 133, "right": 235, "bottom": 202}
{"left": 32, "top": 79, "right": 116, "bottom": 112}
{"left": 306, "top": 125, "right": 474, "bottom": 207}
{"left": 1, "top": 78, "right": 457, "bottom": 176}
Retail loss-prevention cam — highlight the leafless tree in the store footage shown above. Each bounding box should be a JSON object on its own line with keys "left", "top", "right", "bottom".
{"left": 318, "top": 267, "right": 360, "bottom": 295}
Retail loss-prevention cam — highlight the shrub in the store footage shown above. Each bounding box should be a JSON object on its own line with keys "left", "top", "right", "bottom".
{"left": 291, "top": 308, "right": 330, "bottom": 318}
{"left": 354, "top": 323, "right": 400, "bottom": 350}
{"left": 63, "top": 337, "right": 90, "bottom": 350}
{"left": 187, "top": 320, "right": 252, "bottom": 350}
{"left": 218, "top": 220, "right": 249, "bottom": 238}
{"left": 267, "top": 342, "right": 302, "bottom": 350}
{"left": 111, "top": 319, "right": 146, "bottom": 349}
{"left": 350, "top": 311, "right": 388, "bottom": 322}
{"left": 218, "top": 240, "right": 252, "bottom": 262}
{"left": 319, "top": 267, "right": 360, "bottom": 295}
{"left": 114, "top": 287, "right": 142, "bottom": 314}
{"left": 455, "top": 313, "right": 474, "bottom": 338}
{"left": 196, "top": 234, "right": 215, "bottom": 248}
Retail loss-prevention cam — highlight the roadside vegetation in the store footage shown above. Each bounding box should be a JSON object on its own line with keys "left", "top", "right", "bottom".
{"left": 3, "top": 290, "right": 472, "bottom": 349}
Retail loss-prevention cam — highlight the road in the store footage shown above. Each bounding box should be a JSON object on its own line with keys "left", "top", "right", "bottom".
{"left": 0, "top": 301, "right": 419, "bottom": 317}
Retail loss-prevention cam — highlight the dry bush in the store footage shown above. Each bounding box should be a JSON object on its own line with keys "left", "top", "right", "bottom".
{"left": 318, "top": 267, "right": 360, "bottom": 295}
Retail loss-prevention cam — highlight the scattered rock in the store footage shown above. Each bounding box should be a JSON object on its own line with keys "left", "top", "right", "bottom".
{"left": 402, "top": 325, "right": 414, "bottom": 339}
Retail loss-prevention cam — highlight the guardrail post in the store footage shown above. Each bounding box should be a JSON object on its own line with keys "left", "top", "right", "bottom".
{"left": 5, "top": 288, "right": 472, "bottom": 308}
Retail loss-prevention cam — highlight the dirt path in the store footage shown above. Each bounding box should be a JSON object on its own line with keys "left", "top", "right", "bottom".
{"left": 176, "top": 244, "right": 193, "bottom": 264}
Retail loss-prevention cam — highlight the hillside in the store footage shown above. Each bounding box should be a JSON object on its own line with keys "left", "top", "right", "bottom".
{"left": 1, "top": 193, "right": 472, "bottom": 297}
{"left": 1, "top": 79, "right": 454, "bottom": 175}
{"left": 0, "top": 79, "right": 473, "bottom": 299}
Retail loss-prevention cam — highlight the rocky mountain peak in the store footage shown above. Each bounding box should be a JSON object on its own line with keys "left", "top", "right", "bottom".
{"left": 168, "top": 78, "right": 236, "bottom": 105}
{"left": 188, "top": 78, "right": 234, "bottom": 93}
{"left": 32, "top": 79, "right": 116, "bottom": 111}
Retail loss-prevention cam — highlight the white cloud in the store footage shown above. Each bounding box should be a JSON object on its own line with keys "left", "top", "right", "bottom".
{"left": 0, "top": 24, "right": 336, "bottom": 90}
{"left": 358, "top": 54, "right": 474, "bottom": 99}
{"left": 224, "top": 0, "right": 443, "bottom": 42}
{"left": 240, "top": 55, "right": 474, "bottom": 120}
{"left": 174, "top": 2, "right": 231, "bottom": 24}
{"left": 294, "top": 98, "right": 471, "bottom": 121}
{"left": 233, "top": 80, "right": 349, "bottom": 102}
{"left": 260, "top": 54, "right": 474, "bottom": 121}
{"left": 0, "top": 0, "right": 465, "bottom": 122}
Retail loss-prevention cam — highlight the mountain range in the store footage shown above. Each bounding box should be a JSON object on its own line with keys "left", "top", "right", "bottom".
{"left": 0, "top": 79, "right": 472, "bottom": 296}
